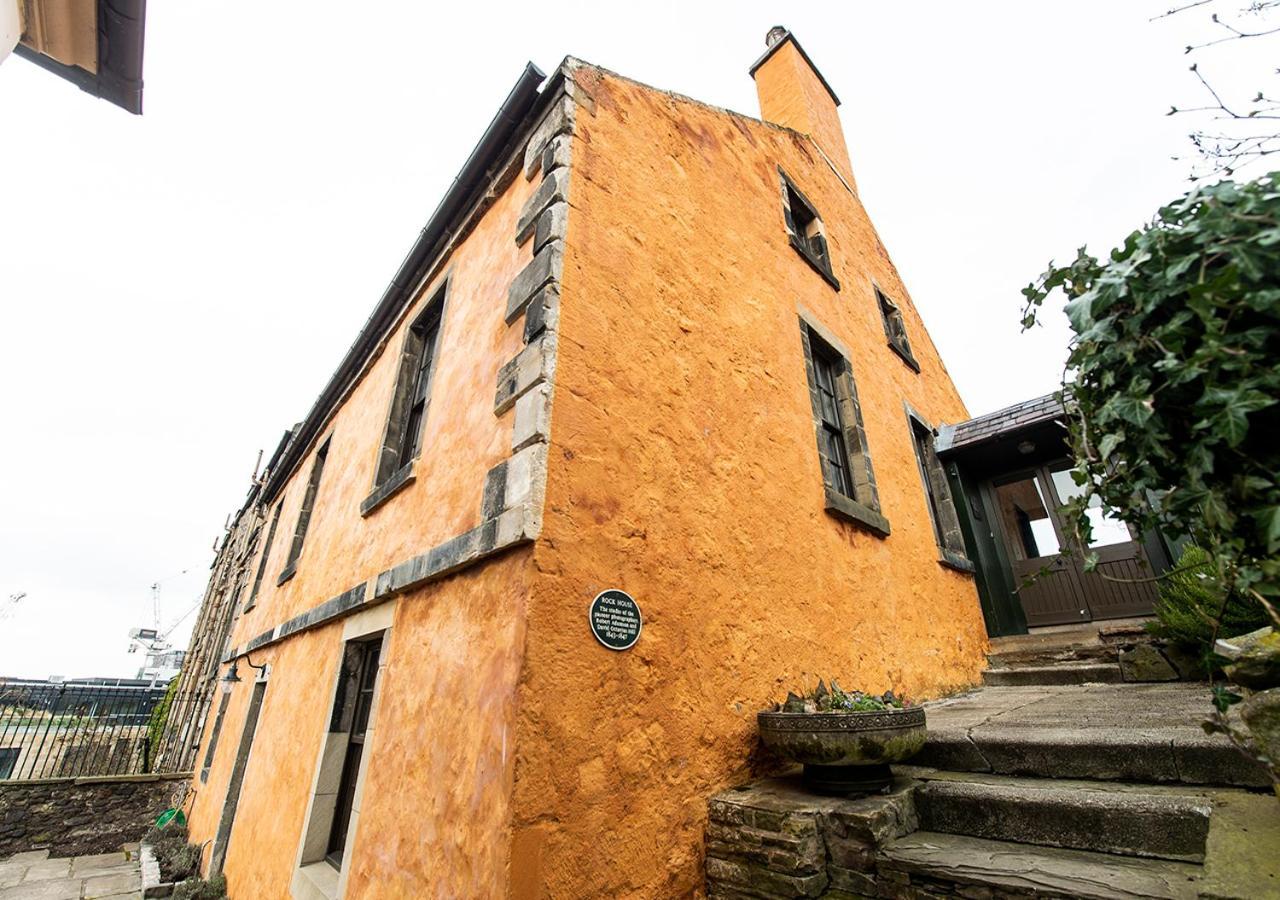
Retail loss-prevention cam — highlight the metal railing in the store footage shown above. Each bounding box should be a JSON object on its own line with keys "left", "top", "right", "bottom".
{"left": 0, "top": 679, "right": 213, "bottom": 781}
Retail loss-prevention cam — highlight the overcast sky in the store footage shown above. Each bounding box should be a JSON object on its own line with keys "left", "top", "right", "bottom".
{"left": 0, "top": 2, "right": 1265, "bottom": 679}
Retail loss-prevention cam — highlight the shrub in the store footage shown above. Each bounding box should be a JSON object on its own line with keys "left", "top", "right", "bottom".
{"left": 776, "top": 679, "right": 911, "bottom": 713}
{"left": 173, "top": 874, "right": 228, "bottom": 900}
{"left": 147, "top": 679, "right": 178, "bottom": 763}
{"left": 1150, "top": 546, "right": 1271, "bottom": 658}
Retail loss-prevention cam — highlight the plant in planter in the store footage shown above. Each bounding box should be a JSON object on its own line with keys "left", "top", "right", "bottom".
{"left": 758, "top": 680, "right": 926, "bottom": 796}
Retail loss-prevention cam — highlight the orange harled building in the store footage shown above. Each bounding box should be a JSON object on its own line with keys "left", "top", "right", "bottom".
{"left": 182, "top": 28, "right": 988, "bottom": 899}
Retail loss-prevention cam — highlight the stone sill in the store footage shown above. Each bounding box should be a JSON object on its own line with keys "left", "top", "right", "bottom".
{"left": 824, "top": 489, "right": 890, "bottom": 538}
{"left": 887, "top": 339, "right": 920, "bottom": 373}
{"left": 296, "top": 859, "right": 341, "bottom": 900}
{"left": 359, "top": 463, "right": 416, "bottom": 517}
{"left": 277, "top": 562, "right": 297, "bottom": 587}
{"left": 938, "top": 550, "right": 975, "bottom": 574}
{"left": 789, "top": 234, "right": 841, "bottom": 291}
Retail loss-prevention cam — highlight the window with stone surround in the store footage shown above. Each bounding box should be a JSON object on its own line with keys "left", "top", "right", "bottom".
{"left": 278, "top": 438, "right": 330, "bottom": 585}
{"left": 361, "top": 286, "right": 447, "bottom": 516}
{"left": 877, "top": 287, "right": 918, "bottom": 371}
{"left": 245, "top": 502, "right": 282, "bottom": 610}
{"left": 799, "top": 315, "right": 888, "bottom": 537}
{"left": 779, "top": 168, "right": 839, "bottom": 289}
{"left": 906, "top": 408, "right": 972, "bottom": 572}
{"left": 200, "top": 692, "right": 231, "bottom": 784}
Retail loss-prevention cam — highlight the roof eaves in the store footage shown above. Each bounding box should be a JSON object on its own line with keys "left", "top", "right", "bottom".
{"left": 259, "top": 62, "right": 547, "bottom": 506}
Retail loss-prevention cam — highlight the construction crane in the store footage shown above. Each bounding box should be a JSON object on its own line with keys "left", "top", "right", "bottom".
{"left": 127, "top": 570, "right": 193, "bottom": 655}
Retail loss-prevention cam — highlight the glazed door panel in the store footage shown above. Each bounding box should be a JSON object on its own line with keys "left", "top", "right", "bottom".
{"left": 991, "top": 473, "right": 1089, "bottom": 627}
{"left": 1046, "top": 465, "right": 1158, "bottom": 621}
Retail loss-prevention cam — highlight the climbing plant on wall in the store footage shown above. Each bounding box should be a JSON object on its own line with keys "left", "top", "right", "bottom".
{"left": 1020, "top": 173, "right": 1280, "bottom": 607}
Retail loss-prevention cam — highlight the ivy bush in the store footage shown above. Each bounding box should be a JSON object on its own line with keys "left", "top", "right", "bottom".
{"left": 1021, "top": 174, "right": 1280, "bottom": 604}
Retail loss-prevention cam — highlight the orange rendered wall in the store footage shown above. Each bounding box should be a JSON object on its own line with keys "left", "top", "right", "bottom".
{"left": 229, "top": 163, "right": 539, "bottom": 648}
{"left": 185, "top": 552, "right": 531, "bottom": 898}
{"left": 510, "top": 69, "right": 987, "bottom": 898}
{"left": 184, "top": 152, "right": 541, "bottom": 897}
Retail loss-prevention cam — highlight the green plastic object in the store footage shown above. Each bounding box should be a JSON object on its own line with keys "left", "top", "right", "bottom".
{"left": 155, "top": 808, "right": 187, "bottom": 829}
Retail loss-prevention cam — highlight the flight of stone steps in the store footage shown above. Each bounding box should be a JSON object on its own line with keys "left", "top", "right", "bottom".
{"left": 705, "top": 679, "right": 1276, "bottom": 899}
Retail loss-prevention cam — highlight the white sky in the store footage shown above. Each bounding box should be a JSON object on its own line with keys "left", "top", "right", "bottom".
{"left": 0, "top": 2, "right": 1266, "bottom": 679}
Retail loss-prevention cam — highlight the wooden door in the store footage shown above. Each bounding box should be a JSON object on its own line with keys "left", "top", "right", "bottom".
{"left": 1044, "top": 464, "right": 1158, "bottom": 620}
{"left": 991, "top": 471, "right": 1090, "bottom": 627}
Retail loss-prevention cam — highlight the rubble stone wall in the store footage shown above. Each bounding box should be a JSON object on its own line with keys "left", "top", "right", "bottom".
{"left": 0, "top": 774, "right": 187, "bottom": 858}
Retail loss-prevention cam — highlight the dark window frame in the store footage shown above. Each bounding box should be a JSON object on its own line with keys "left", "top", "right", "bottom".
{"left": 361, "top": 284, "right": 448, "bottom": 517}
{"left": 906, "top": 406, "right": 973, "bottom": 572}
{"left": 278, "top": 437, "right": 331, "bottom": 586}
{"left": 779, "top": 168, "right": 840, "bottom": 290}
{"left": 200, "top": 691, "right": 232, "bottom": 784}
{"left": 876, "top": 286, "right": 919, "bottom": 372}
{"left": 326, "top": 635, "right": 383, "bottom": 869}
{"left": 799, "top": 315, "right": 888, "bottom": 537}
{"left": 245, "top": 502, "right": 282, "bottom": 611}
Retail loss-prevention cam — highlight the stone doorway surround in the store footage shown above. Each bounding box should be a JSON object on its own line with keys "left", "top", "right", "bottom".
{"left": 290, "top": 601, "right": 396, "bottom": 900}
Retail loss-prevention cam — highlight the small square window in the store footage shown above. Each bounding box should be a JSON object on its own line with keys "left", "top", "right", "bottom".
{"left": 876, "top": 288, "right": 918, "bottom": 371}
{"left": 779, "top": 170, "right": 839, "bottom": 289}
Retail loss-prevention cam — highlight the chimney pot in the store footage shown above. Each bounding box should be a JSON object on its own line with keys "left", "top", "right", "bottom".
{"left": 766, "top": 26, "right": 788, "bottom": 48}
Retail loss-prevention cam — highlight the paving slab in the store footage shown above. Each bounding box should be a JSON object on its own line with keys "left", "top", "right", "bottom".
{"left": 71, "top": 852, "right": 131, "bottom": 871}
{"left": 0, "top": 848, "right": 142, "bottom": 900}
{"left": 0, "top": 877, "right": 82, "bottom": 900}
{"left": 5, "top": 850, "right": 50, "bottom": 863}
{"left": 82, "top": 870, "right": 143, "bottom": 898}
{"left": 0, "top": 865, "right": 24, "bottom": 890}
{"left": 20, "top": 858, "right": 72, "bottom": 882}
{"left": 1199, "top": 791, "right": 1280, "bottom": 899}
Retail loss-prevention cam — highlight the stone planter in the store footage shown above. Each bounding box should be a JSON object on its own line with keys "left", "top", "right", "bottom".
{"left": 757, "top": 706, "right": 927, "bottom": 796}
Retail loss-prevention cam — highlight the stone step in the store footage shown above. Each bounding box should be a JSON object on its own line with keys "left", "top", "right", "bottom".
{"left": 913, "top": 774, "right": 1213, "bottom": 862}
{"left": 878, "top": 831, "right": 1202, "bottom": 900}
{"left": 985, "top": 643, "right": 1117, "bottom": 669}
{"left": 981, "top": 663, "right": 1122, "bottom": 686}
{"left": 916, "top": 720, "right": 1270, "bottom": 789}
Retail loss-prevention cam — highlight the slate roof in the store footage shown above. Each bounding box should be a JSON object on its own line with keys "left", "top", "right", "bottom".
{"left": 935, "top": 392, "right": 1066, "bottom": 455}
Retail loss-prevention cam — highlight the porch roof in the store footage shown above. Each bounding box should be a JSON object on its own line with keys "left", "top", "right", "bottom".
{"left": 935, "top": 391, "right": 1065, "bottom": 456}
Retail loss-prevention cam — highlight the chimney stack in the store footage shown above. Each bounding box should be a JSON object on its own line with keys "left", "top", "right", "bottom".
{"left": 750, "top": 28, "right": 855, "bottom": 191}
